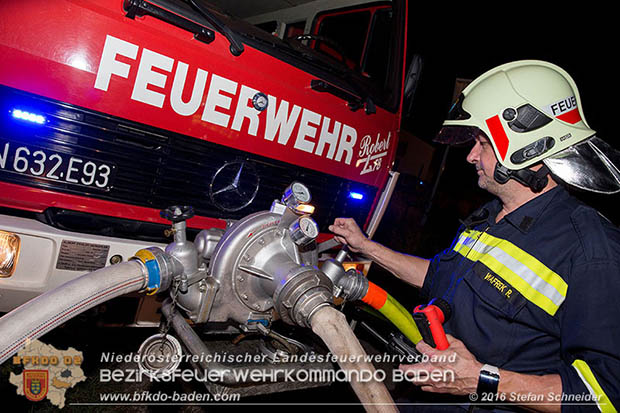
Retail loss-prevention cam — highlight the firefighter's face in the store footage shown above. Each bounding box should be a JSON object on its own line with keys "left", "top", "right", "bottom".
{"left": 466, "top": 134, "right": 498, "bottom": 191}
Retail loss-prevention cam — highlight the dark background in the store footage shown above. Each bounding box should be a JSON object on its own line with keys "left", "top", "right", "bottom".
{"left": 403, "top": 7, "right": 615, "bottom": 142}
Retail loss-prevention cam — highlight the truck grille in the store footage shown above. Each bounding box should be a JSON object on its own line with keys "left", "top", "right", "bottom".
{"left": 0, "top": 85, "right": 377, "bottom": 235}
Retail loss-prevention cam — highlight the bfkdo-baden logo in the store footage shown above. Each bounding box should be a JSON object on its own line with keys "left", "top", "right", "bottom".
{"left": 23, "top": 370, "right": 49, "bottom": 402}
{"left": 9, "top": 340, "right": 86, "bottom": 409}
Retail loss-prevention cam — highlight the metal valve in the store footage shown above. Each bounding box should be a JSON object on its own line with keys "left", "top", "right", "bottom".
{"left": 160, "top": 205, "right": 195, "bottom": 223}
{"left": 159, "top": 205, "right": 198, "bottom": 294}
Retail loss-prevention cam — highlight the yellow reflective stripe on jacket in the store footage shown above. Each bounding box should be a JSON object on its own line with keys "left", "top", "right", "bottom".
{"left": 454, "top": 229, "right": 568, "bottom": 316}
{"left": 572, "top": 359, "right": 617, "bottom": 412}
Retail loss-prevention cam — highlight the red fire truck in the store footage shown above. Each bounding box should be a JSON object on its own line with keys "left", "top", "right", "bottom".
{"left": 0, "top": 0, "right": 414, "bottom": 311}
{"left": 0, "top": 1, "right": 425, "bottom": 404}
{"left": 0, "top": 0, "right": 413, "bottom": 316}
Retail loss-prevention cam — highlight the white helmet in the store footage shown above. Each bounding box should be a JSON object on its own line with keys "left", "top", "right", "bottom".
{"left": 437, "top": 60, "right": 620, "bottom": 193}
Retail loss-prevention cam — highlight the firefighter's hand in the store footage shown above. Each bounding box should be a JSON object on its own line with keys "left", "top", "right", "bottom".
{"left": 399, "top": 335, "right": 483, "bottom": 396}
{"left": 328, "top": 218, "right": 369, "bottom": 253}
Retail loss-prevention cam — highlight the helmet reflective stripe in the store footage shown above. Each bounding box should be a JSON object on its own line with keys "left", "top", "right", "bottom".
{"left": 557, "top": 109, "right": 581, "bottom": 124}
{"left": 485, "top": 115, "right": 510, "bottom": 160}
{"left": 544, "top": 95, "right": 582, "bottom": 124}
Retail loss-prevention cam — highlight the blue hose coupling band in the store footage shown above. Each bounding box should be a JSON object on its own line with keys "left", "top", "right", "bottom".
{"left": 134, "top": 249, "right": 161, "bottom": 295}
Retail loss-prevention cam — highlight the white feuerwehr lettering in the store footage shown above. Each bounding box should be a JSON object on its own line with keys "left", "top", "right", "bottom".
{"left": 94, "top": 35, "right": 138, "bottom": 91}
{"left": 294, "top": 108, "right": 322, "bottom": 153}
{"left": 171, "top": 62, "right": 208, "bottom": 116}
{"left": 337, "top": 125, "right": 356, "bottom": 164}
{"left": 231, "top": 85, "right": 260, "bottom": 136}
{"left": 131, "top": 48, "right": 174, "bottom": 108}
{"left": 94, "top": 34, "right": 366, "bottom": 166}
{"left": 202, "top": 73, "right": 237, "bottom": 127}
{"left": 315, "top": 117, "right": 341, "bottom": 160}
{"left": 264, "top": 97, "right": 301, "bottom": 145}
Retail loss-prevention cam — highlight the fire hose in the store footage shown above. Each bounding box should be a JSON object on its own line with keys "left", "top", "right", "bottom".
{"left": 0, "top": 260, "right": 150, "bottom": 364}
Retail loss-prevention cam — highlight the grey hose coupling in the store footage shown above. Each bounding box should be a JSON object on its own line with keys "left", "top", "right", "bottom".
{"left": 337, "top": 268, "right": 369, "bottom": 301}
{"left": 131, "top": 247, "right": 182, "bottom": 295}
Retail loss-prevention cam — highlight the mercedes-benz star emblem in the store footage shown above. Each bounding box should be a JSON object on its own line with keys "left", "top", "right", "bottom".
{"left": 209, "top": 161, "right": 260, "bottom": 212}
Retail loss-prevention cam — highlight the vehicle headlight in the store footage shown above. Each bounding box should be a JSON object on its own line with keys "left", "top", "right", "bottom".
{"left": 0, "top": 230, "right": 20, "bottom": 277}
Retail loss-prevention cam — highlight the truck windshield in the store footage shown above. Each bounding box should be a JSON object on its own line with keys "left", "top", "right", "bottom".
{"left": 187, "top": 0, "right": 402, "bottom": 112}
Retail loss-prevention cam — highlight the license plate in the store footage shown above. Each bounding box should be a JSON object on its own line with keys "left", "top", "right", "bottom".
{"left": 0, "top": 141, "right": 115, "bottom": 190}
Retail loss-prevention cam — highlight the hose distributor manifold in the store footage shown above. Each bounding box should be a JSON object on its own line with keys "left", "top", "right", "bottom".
{"left": 203, "top": 182, "right": 333, "bottom": 328}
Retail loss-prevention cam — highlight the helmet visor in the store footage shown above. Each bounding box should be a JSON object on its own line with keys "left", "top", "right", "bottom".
{"left": 434, "top": 125, "right": 482, "bottom": 146}
{"left": 543, "top": 136, "right": 620, "bottom": 194}
{"left": 435, "top": 93, "right": 478, "bottom": 145}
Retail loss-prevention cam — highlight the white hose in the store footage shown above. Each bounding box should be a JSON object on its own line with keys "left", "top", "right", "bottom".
{"left": 0, "top": 261, "right": 146, "bottom": 364}
{"left": 311, "top": 306, "right": 397, "bottom": 413}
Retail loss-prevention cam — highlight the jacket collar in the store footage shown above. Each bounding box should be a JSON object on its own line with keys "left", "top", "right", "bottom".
{"left": 461, "top": 186, "right": 568, "bottom": 234}
{"left": 497, "top": 186, "right": 568, "bottom": 233}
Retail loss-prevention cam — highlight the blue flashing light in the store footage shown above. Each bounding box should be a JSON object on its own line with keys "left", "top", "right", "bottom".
{"left": 11, "top": 109, "right": 46, "bottom": 125}
{"left": 349, "top": 191, "right": 364, "bottom": 200}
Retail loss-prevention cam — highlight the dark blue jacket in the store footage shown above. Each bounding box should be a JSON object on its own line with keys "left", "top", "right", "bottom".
{"left": 422, "top": 186, "right": 620, "bottom": 412}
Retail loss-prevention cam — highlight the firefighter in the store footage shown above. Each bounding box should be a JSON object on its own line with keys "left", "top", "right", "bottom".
{"left": 330, "top": 60, "right": 620, "bottom": 412}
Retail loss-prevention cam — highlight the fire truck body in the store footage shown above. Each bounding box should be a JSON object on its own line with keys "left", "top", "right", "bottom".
{"left": 0, "top": 0, "right": 409, "bottom": 316}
